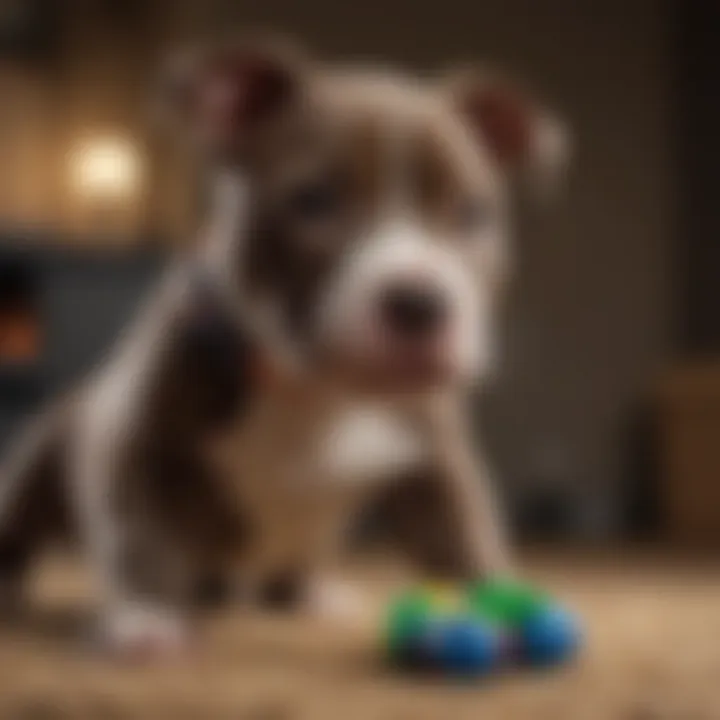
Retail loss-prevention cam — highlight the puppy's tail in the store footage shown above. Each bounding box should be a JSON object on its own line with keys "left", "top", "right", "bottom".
{"left": 0, "top": 403, "right": 69, "bottom": 606}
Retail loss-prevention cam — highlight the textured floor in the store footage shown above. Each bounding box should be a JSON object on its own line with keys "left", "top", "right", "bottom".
{"left": 0, "top": 552, "right": 718, "bottom": 719}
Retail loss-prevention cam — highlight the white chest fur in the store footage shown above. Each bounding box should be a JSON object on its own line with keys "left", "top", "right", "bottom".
{"left": 207, "top": 391, "right": 427, "bottom": 580}
{"left": 318, "top": 404, "right": 427, "bottom": 481}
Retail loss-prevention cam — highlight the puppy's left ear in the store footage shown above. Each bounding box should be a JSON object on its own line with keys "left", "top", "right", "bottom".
{"left": 156, "top": 35, "right": 309, "bottom": 161}
{"left": 443, "top": 69, "right": 570, "bottom": 193}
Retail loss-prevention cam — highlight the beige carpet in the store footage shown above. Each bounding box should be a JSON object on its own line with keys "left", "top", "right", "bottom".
{"left": 0, "top": 552, "right": 718, "bottom": 719}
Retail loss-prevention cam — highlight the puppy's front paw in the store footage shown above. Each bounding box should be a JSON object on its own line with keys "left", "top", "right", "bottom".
{"left": 304, "top": 579, "right": 368, "bottom": 624}
{"left": 98, "top": 603, "right": 192, "bottom": 662}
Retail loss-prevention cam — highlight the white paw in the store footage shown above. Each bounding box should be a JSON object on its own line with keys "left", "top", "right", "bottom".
{"left": 99, "top": 603, "right": 192, "bottom": 661}
{"left": 305, "top": 580, "right": 367, "bottom": 623}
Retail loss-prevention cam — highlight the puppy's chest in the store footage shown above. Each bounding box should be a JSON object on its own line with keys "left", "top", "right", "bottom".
{"left": 206, "top": 391, "right": 427, "bottom": 561}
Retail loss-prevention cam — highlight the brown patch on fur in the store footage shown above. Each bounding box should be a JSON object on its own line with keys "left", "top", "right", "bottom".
{"left": 117, "top": 283, "right": 257, "bottom": 577}
{"left": 370, "top": 465, "right": 484, "bottom": 579}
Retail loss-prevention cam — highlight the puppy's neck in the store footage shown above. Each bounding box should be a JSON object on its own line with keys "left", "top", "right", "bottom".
{"left": 201, "top": 168, "right": 250, "bottom": 284}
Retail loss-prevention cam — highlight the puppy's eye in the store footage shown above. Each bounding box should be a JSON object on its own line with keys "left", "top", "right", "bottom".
{"left": 286, "top": 178, "right": 343, "bottom": 222}
{"left": 455, "top": 198, "right": 494, "bottom": 234}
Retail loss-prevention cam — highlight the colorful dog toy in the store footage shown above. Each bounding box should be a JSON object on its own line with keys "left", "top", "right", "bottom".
{"left": 385, "top": 579, "right": 581, "bottom": 676}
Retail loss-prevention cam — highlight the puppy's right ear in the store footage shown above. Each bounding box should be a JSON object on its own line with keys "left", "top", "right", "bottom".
{"left": 157, "top": 36, "right": 309, "bottom": 160}
{"left": 441, "top": 68, "right": 570, "bottom": 195}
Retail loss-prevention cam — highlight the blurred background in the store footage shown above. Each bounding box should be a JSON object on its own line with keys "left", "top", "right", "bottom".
{"left": 1, "top": 2, "right": 720, "bottom": 717}
{"left": 0, "top": 0, "right": 718, "bottom": 553}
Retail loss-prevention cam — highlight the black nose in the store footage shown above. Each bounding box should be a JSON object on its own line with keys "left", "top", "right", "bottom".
{"left": 379, "top": 283, "right": 447, "bottom": 338}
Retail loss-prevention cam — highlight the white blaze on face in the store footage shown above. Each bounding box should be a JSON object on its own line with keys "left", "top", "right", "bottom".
{"left": 317, "top": 215, "right": 496, "bottom": 382}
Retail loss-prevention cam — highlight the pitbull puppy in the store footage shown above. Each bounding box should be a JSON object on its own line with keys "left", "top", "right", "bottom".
{"left": 0, "top": 37, "right": 566, "bottom": 655}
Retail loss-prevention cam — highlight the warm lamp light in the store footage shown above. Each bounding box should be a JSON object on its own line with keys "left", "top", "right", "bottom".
{"left": 70, "top": 135, "right": 143, "bottom": 202}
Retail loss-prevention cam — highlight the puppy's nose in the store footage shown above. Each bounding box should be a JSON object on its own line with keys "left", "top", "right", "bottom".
{"left": 379, "top": 282, "right": 447, "bottom": 338}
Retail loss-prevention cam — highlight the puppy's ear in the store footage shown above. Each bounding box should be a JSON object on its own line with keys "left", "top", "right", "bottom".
{"left": 158, "top": 36, "right": 309, "bottom": 159}
{"left": 443, "top": 69, "right": 569, "bottom": 191}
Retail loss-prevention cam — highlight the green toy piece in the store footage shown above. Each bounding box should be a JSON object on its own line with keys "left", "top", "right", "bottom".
{"left": 466, "top": 578, "right": 548, "bottom": 627}
{"left": 385, "top": 591, "right": 433, "bottom": 660}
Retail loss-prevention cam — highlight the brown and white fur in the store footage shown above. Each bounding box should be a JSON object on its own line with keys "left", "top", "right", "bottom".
{"left": 0, "top": 38, "right": 566, "bottom": 656}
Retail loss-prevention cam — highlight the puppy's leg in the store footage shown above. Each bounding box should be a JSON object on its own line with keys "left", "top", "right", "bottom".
{"left": 425, "top": 394, "right": 512, "bottom": 578}
{"left": 0, "top": 406, "right": 69, "bottom": 612}
{"left": 254, "top": 507, "right": 367, "bottom": 622}
{"left": 256, "top": 568, "right": 366, "bottom": 623}
{"left": 374, "top": 396, "right": 512, "bottom": 580}
{"left": 72, "top": 410, "right": 191, "bottom": 659}
{"left": 94, "top": 535, "right": 192, "bottom": 661}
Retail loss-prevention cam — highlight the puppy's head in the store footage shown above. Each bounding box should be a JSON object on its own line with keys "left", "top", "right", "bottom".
{"left": 161, "top": 37, "right": 567, "bottom": 394}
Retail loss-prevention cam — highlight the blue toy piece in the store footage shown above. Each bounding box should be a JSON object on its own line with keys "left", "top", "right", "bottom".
{"left": 391, "top": 615, "right": 499, "bottom": 676}
{"left": 519, "top": 605, "right": 581, "bottom": 667}
{"left": 428, "top": 616, "right": 499, "bottom": 676}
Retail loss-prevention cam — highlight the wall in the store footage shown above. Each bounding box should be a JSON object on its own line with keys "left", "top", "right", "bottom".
{"left": 677, "top": 3, "right": 720, "bottom": 354}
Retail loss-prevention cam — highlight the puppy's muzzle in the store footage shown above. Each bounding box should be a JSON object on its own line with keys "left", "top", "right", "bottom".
{"left": 369, "top": 277, "right": 456, "bottom": 386}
